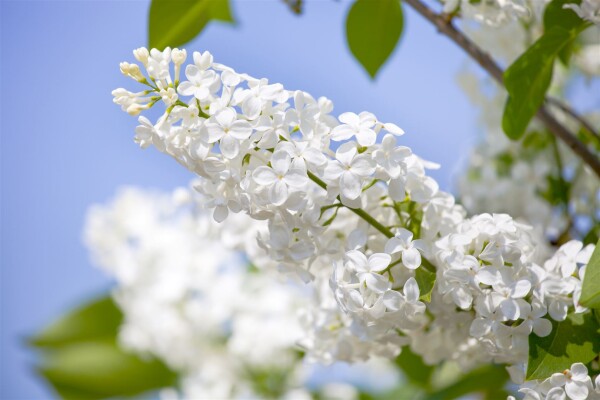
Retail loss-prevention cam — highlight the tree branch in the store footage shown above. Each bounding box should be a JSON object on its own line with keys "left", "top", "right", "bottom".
{"left": 403, "top": 0, "right": 600, "bottom": 178}
{"left": 546, "top": 97, "right": 600, "bottom": 144}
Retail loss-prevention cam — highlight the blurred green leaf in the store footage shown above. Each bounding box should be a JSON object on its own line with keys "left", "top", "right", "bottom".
{"left": 502, "top": 26, "right": 582, "bottom": 140}
{"left": 544, "top": 0, "right": 583, "bottom": 32}
{"left": 426, "top": 364, "right": 509, "bottom": 400}
{"left": 544, "top": 0, "right": 584, "bottom": 65}
{"left": 38, "top": 340, "right": 178, "bottom": 399}
{"left": 415, "top": 265, "right": 435, "bottom": 302}
{"left": 148, "top": 0, "right": 234, "bottom": 50}
{"left": 583, "top": 228, "right": 599, "bottom": 246}
{"left": 346, "top": 0, "right": 403, "bottom": 79}
{"left": 540, "top": 174, "right": 570, "bottom": 206}
{"left": 395, "top": 347, "right": 434, "bottom": 390}
{"left": 580, "top": 239, "right": 600, "bottom": 309}
{"left": 527, "top": 312, "right": 600, "bottom": 380}
{"left": 29, "top": 296, "right": 122, "bottom": 348}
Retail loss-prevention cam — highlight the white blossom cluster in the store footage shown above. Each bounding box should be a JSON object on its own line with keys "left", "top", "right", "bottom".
{"left": 441, "top": 0, "right": 538, "bottom": 26}
{"left": 454, "top": 8, "right": 600, "bottom": 398}
{"left": 85, "top": 186, "right": 400, "bottom": 399}
{"left": 510, "top": 363, "right": 600, "bottom": 400}
{"left": 113, "top": 48, "right": 597, "bottom": 395}
{"left": 441, "top": 0, "right": 600, "bottom": 27}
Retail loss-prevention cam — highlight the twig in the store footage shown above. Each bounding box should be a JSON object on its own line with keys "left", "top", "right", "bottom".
{"left": 546, "top": 97, "right": 600, "bottom": 143}
{"left": 403, "top": 0, "right": 600, "bottom": 178}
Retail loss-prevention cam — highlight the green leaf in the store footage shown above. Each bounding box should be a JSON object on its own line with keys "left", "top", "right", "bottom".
{"left": 346, "top": 0, "right": 403, "bottom": 78}
{"left": 38, "top": 340, "right": 178, "bottom": 399}
{"left": 580, "top": 239, "right": 600, "bottom": 309}
{"left": 415, "top": 265, "right": 435, "bottom": 302}
{"left": 395, "top": 347, "right": 434, "bottom": 390}
{"left": 502, "top": 26, "right": 581, "bottom": 140}
{"left": 426, "top": 364, "right": 509, "bottom": 400}
{"left": 148, "top": 0, "right": 234, "bottom": 50}
{"left": 526, "top": 312, "right": 600, "bottom": 380}
{"left": 543, "top": 0, "right": 584, "bottom": 65}
{"left": 29, "top": 296, "right": 122, "bottom": 348}
{"left": 544, "top": 0, "right": 583, "bottom": 32}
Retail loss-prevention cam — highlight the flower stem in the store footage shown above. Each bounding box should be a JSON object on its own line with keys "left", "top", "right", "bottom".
{"left": 307, "top": 171, "right": 436, "bottom": 273}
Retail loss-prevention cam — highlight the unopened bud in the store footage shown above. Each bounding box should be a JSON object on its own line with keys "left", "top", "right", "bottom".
{"left": 133, "top": 47, "right": 149, "bottom": 66}
{"left": 172, "top": 48, "right": 187, "bottom": 66}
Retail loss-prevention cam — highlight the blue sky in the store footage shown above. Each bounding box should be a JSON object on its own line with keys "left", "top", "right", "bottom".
{"left": 3, "top": 0, "right": 594, "bottom": 398}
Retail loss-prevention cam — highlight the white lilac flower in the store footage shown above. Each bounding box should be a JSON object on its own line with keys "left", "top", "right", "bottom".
{"left": 324, "top": 142, "right": 376, "bottom": 201}
{"left": 205, "top": 107, "right": 252, "bottom": 159}
{"left": 384, "top": 228, "right": 423, "bottom": 270}
{"left": 113, "top": 49, "right": 598, "bottom": 383}
{"left": 252, "top": 150, "right": 308, "bottom": 206}
{"left": 330, "top": 111, "right": 378, "bottom": 146}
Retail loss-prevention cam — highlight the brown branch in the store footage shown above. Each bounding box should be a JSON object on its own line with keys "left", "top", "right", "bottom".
{"left": 546, "top": 97, "right": 600, "bottom": 143}
{"left": 403, "top": 0, "right": 600, "bottom": 178}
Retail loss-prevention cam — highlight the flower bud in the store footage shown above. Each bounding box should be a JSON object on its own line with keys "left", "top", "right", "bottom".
{"left": 133, "top": 47, "right": 149, "bottom": 66}
{"left": 126, "top": 103, "right": 146, "bottom": 116}
{"left": 172, "top": 48, "right": 187, "bottom": 66}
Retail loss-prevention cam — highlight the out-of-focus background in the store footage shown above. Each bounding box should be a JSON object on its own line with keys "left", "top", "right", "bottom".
{"left": 1, "top": 1, "right": 596, "bottom": 398}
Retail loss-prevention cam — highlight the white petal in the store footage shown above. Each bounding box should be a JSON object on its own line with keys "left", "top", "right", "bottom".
{"left": 363, "top": 273, "right": 391, "bottom": 293}
{"left": 470, "top": 318, "right": 492, "bottom": 338}
{"left": 382, "top": 290, "right": 403, "bottom": 311}
{"left": 346, "top": 250, "right": 368, "bottom": 271}
{"left": 253, "top": 166, "right": 278, "bottom": 185}
{"left": 219, "top": 134, "right": 239, "bottom": 159}
{"left": 347, "top": 229, "right": 367, "bottom": 250}
{"left": 338, "top": 112, "right": 360, "bottom": 125}
{"left": 177, "top": 81, "right": 196, "bottom": 96}
{"left": 213, "top": 205, "right": 228, "bottom": 222}
{"left": 510, "top": 280, "right": 532, "bottom": 299}
{"left": 215, "top": 107, "right": 236, "bottom": 127}
{"left": 206, "top": 125, "right": 225, "bottom": 143}
{"left": 284, "top": 159, "right": 308, "bottom": 188}
{"left": 228, "top": 120, "right": 253, "bottom": 140}
{"left": 565, "top": 380, "right": 589, "bottom": 400}
{"left": 550, "top": 373, "right": 568, "bottom": 387}
{"left": 384, "top": 238, "right": 404, "bottom": 255}
{"left": 242, "top": 96, "right": 262, "bottom": 120}
{"left": 383, "top": 122, "right": 404, "bottom": 136}
{"left": 388, "top": 178, "right": 406, "bottom": 201}
{"left": 549, "top": 300, "right": 568, "bottom": 321}
{"left": 355, "top": 128, "right": 376, "bottom": 146}
{"left": 340, "top": 171, "right": 362, "bottom": 200}
{"left": 271, "top": 151, "right": 291, "bottom": 175}
{"left": 532, "top": 318, "right": 552, "bottom": 337}
{"left": 546, "top": 387, "right": 566, "bottom": 400}
{"left": 336, "top": 142, "right": 357, "bottom": 166}
{"left": 395, "top": 228, "right": 413, "bottom": 245}
{"left": 221, "top": 69, "right": 241, "bottom": 86}
{"left": 477, "top": 267, "right": 500, "bottom": 286}
{"left": 330, "top": 125, "right": 356, "bottom": 141}
{"left": 500, "top": 299, "right": 520, "bottom": 320}
{"left": 402, "top": 247, "right": 421, "bottom": 270}
{"left": 453, "top": 286, "right": 473, "bottom": 309}
{"left": 403, "top": 277, "right": 420, "bottom": 303}
{"left": 570, "top": 363, "right": 588, "bottom": 379}
{"left": 350, "top": 156, "right": 375, "bottom": 177}
{"left": 323, "top": 161, "right": 344, "bottom": 180}
{"left": 185, "top": 64, "right": 201, "bottom": 81}
{"left": 368, "top": 253, "right": 391, "bottom": 272}
{"left": 302, "top": 147, "right": 327, "bottom": 166}
{"left": 270, "top": 180, "right": 288, "bottom": 206}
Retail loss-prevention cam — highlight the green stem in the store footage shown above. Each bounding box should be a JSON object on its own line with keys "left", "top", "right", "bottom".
{"left": 307, "top": 171, "right": 436, "bottom": 273}
{"left": 308, "top": 171, "right": 394, "bottom": 238}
